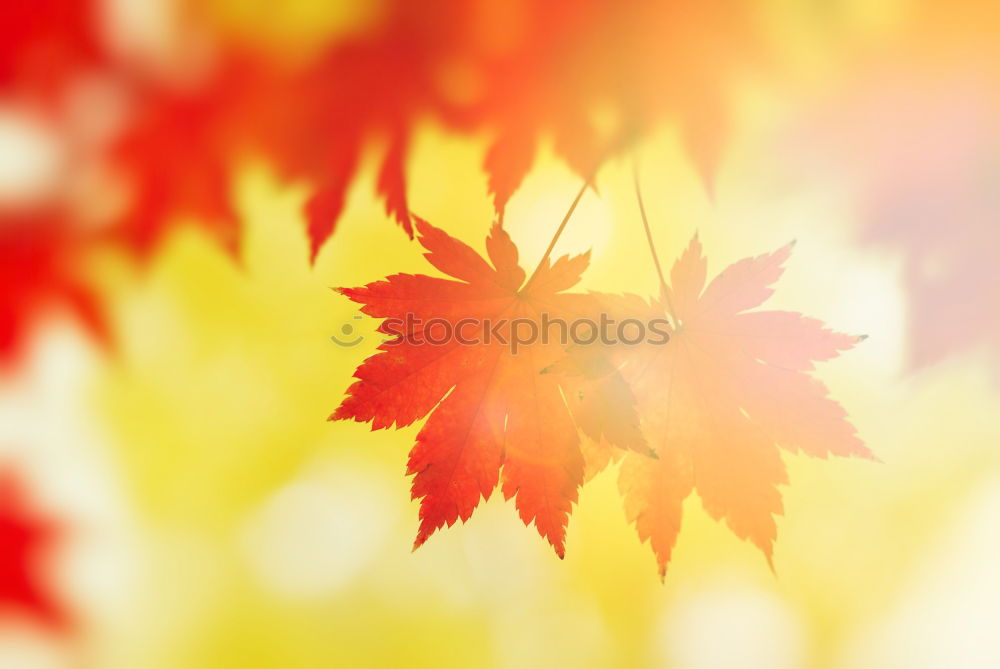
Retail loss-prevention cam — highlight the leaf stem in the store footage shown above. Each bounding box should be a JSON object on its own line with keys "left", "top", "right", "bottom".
{"left": 523, "top": 175, "right": 591, "bottom": 291}
{"left": 632, "top": 157, "right": 677, "bottom": 323}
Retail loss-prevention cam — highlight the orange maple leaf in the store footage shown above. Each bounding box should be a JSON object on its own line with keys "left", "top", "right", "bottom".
{"left": 579, "top": 237, "right": 873, "bottom": 577}
{"left": 332, "top": 217, "right": 645, "bottom": 556}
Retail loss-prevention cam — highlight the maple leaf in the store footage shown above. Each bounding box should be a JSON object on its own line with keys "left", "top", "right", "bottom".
{"left": 332, "top": 217, "right": 645, "bottom": 556}
{"left": 586, "top": 237, "right": 873, "bottom": 577}
{"left": 0, "top": 470, "right": 65, "bottom": 628}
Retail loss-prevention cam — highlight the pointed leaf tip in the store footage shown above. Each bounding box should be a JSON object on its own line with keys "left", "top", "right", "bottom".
{"left": 412, "top": 531, "right": 429, "bottom": 552}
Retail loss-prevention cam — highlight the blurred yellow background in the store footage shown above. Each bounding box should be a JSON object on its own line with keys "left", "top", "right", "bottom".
{"left": 2, "top": 1, "right": 1000, "bottom": 667}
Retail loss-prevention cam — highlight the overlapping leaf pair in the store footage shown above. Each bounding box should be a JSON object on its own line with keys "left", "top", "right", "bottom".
{"left": 333, "top": 217, "right": 873, "bottom": 575}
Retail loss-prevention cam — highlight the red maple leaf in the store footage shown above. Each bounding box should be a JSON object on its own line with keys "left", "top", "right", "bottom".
{"left": 332, "top": 216, "right": 645, "bottom": 556}
{"left": 575, "top": 237, "right": 873, "bottom": 577}
{"left": 0, "top": 470, "right": 65, "bottom": 628}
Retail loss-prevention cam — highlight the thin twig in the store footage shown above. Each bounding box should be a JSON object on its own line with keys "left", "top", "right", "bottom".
{"left": 632, "top": 157, "right": 677, "bottom": 323}
{"left": 523, "top": 176, "right": 591, "bottom": 290}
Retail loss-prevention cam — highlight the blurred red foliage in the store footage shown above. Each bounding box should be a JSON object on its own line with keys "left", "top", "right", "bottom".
{"left": 0, "top": 470, "right": 65, "bottom": 628}
{"left": 0, "top": 0, "right": 763, "bottom": 366}
{"left": 0, "top": 0, "right": 105, "bottom": 96}
{"left": 0, "top": 215, "right": 107, "bottom": 367}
